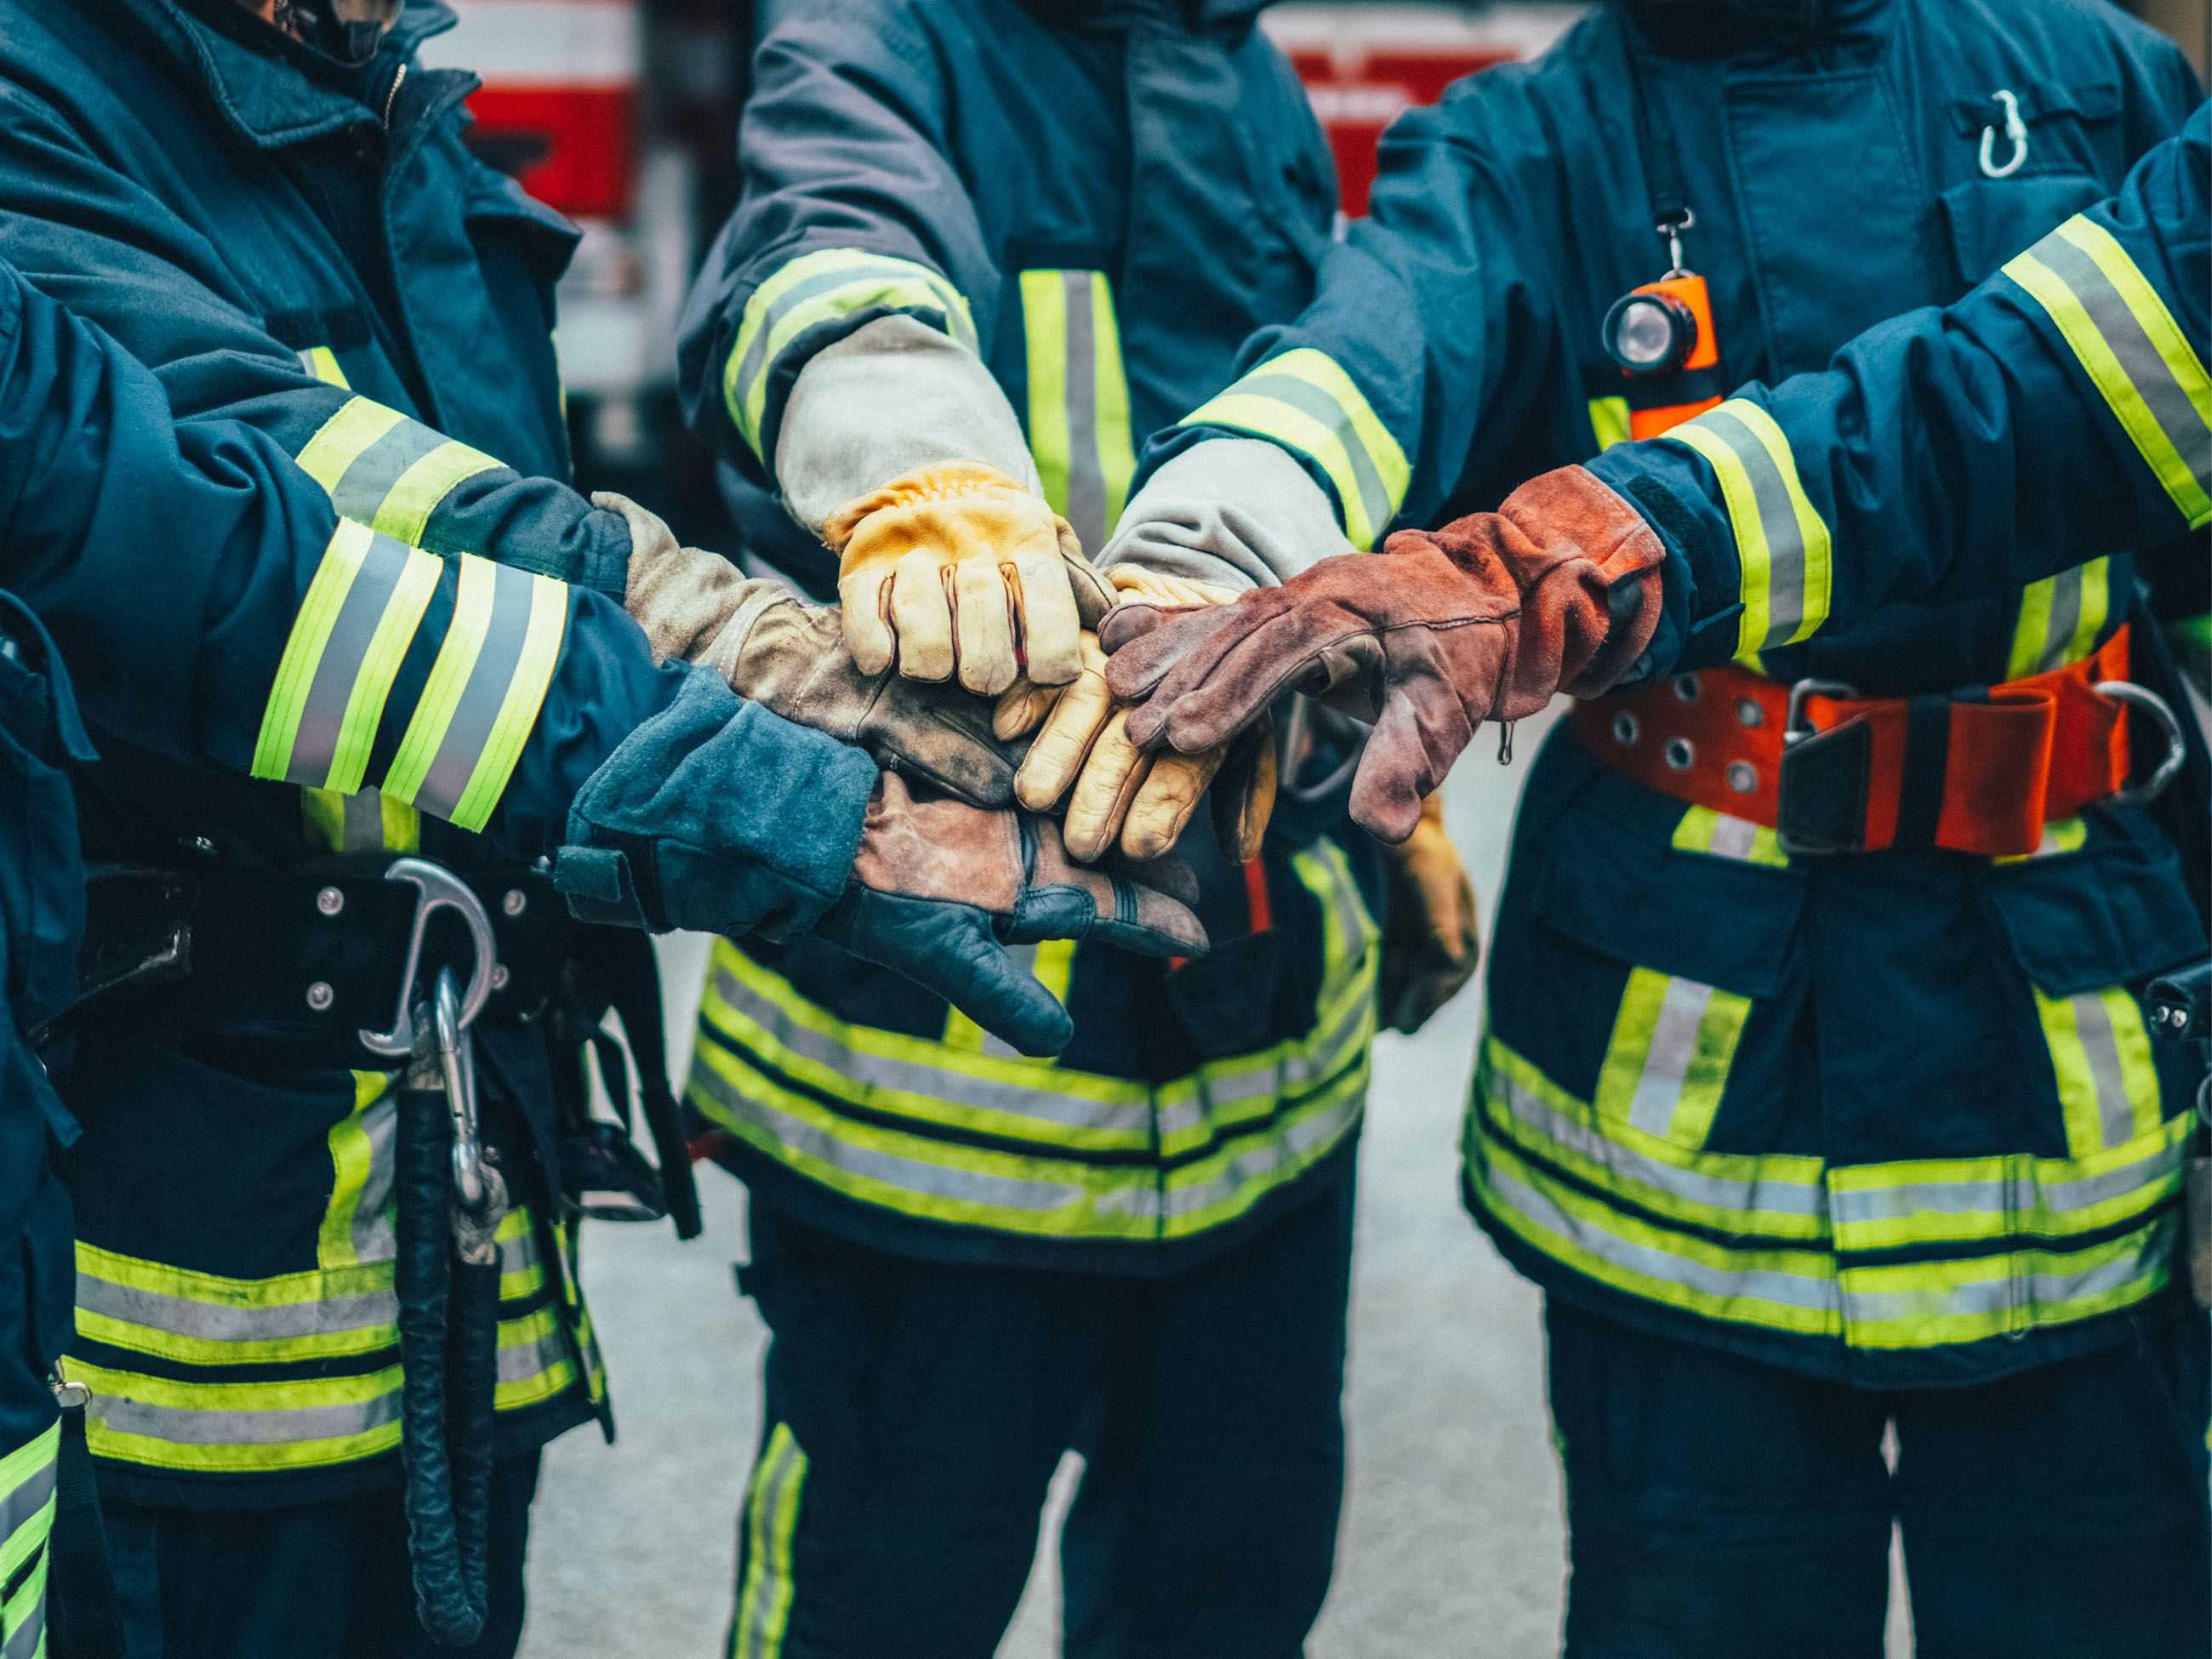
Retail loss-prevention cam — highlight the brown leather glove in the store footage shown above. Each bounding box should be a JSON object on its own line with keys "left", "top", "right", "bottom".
{"left": 612, "top": 492, "right": 1016, "bottom": 807}
{"left": 1103, "top": 465, "right": 1665, "bottom": 842}
{"left": 1379, "top": 793, "right": 1479, "bottom": 1035}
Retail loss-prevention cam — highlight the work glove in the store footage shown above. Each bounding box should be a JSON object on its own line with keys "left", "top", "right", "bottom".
{"left": 816, "top": 772, "right": 1211, "bottom": 1056}
{"left": 993, "top": 569, "right": 1276, "bottom": 864}
{"left": 610, "top": 492, "right": 1015, "bottom": 807}
{"left": 1379, "top": 793, "right": 1480, "bottom": 1035}
{"left": 1103, "top": 465, "right": 1666, "bottom": 842}
{"left": 823, "top": 462, "right": 1115, "bottom": 695}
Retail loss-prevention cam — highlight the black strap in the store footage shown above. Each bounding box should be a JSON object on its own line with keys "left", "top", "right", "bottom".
{"left": 1623, "top": 42, "right": 1691, "bottom": 233}
{"left": 47, "top": 1405, "right": 127, "bottom": 1659}
{"left": 597, "top": 929, "right": 703, "bottom": 1241}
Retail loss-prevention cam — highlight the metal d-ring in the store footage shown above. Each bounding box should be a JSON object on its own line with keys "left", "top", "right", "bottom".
{"left": 2094, "top": 680, "right": 2186, "bottom": 807}
{"left": 357, "top": 857, "right": 496, "bottom": 1058}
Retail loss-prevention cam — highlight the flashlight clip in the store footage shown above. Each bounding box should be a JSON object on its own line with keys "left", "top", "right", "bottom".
{"left": 1656, "top": 207, "right": 1696, "bottom": 281}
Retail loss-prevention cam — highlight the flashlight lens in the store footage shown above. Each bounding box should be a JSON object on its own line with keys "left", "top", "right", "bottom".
{"left": 1603, "top": 291, "right": 1696, "bottom": 375}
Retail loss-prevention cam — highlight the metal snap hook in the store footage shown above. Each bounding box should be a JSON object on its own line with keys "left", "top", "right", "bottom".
{"left": 1980, "top": 88, "right": 2028, "bottom": 179}
{"left": 357, "top": 858, "right": 496, "bottom": 1058}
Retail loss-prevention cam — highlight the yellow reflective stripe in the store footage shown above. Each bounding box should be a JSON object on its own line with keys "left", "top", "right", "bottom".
{"left": 725, "top": 248, "right": 976, "bottom": 456}
{"left": 1588, "top": 396, "right": 1632, "bottom": 453}
{"left": 299, "top": 787, "right": 421, "bottom": 854}
{"left": 294, "top": 396, "right": 506, "bottom": 544}
{"left": 493, "top": 1303, "right": 577, "bottom": 1412}
{"left": 1469, "top": 1129, "right": 1843, "bottom": 1337}
{"left": 1831, "top": 1109, "right": 2190, "bottom": 1252}
{"left": 375, "top": 442, "right": 502, "bottom": 550}
{"left": 0, "top": 1423, "right": 58, "bottom": 1598}
{"left": 1839, "top": 1213, "right": 2175, "bottom": 1349}
{"left": 1593, "top": 967, "right": 1751, "bottom": 1149}
{"left": 1664, "top": 399, "right": 1833, "bottom": 659}
{"left": 319, "top": 1072, "right": 397, "bottom": 1270}
{"left": 1018, "top": 270, "right": 1137, "bottom": 551}
{"left": 2038, "top": 983, "right": 2164, "bottom": 1154}
{"left": 74, "top": 1242, "right": 398, "bottom": 1367}
{"left": 2005, "top": 216, "right": 2212, "bottom": 528}
{"left": 940, "top": 938, "right": 1077, "bottom": 1054}
{"left": 71, "top": 1359, "right": 402, "bottom": 1474}
{"left": 297, "top": 346, "right": 350, "bottom": 389}
{"left": 2004, "top": 556, "right": 2111, "bottom": 680}
{"left": 1995, "top": 815, "right": 2089, "bottom": 864}
{"left": 1089, "top": 276, "right": 1138, "bottom": 536}
{"left": 2, "top": 1538, "right": 48, "bottom": 1659}
{"left": 384, "top": 554, "right": 494, "bottom": 804}
{"left": 1180, "top": 349, "right": 1410, "bottom": 550}
{"left": 1020, "top": 270, "right": 1073, "bottom": 527}
{"left": 1475, "top": 1036, "right": 1831, "bottom": 1243}
{"left": 1670, "top": 803, "right": 1789, "bottom": 868}
{"left": 733, "top": 1423, "right": 808, "bottom": 1659}
{"left": 295, "top": 397, "right": 406, "bottom": 493}
{"left": 1162, "top": 1060, "right": 1368, "bottom": 1239}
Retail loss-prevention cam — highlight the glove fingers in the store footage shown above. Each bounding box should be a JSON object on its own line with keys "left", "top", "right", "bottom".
{"left": 952, "top": 556, "right": 1021, "bottom": 696}
{"left": 1119, "top": 744, "right": 1222, "bottom": 863}
{"left": 1011, "top": 823, "right": 1208, "bottom": 958}
{"left": 993, "top": 676, "right": 1064, "bottom": 741}
{"left": 1210, "top": 718, "right": 1279, "bottom": 866}
{"left": 1011, "top": 548, "right": 1084, "bottom": 687}
{"left": 928, "top": 919, "right": 1076, "bottom": 1057}
{"left": 889, "top": 551, "right": 956, "bottom": 682}
{"left": 1094, "top": 862, "right": 1209, "bottom": 958}
{"left": 1099, "top": 602, "right": 1231, "bottom": 703}
{"left": 1151, "top": 607, "right": 1334, "bottom": 755}
{"left": 1349, "top": 681, "right": 1472, "bottom": 844}
{"left": 838, "top": 570, "right": 898, "bottom": 677}
{"left": 1063, "top": 708, "right": 1152, "bottom": 863}
{"left": 1058, "top": 521, "right": 1116, "bottom": 633}
{"left": 1014, "top": 644, "right": 1115, "bottom": 812}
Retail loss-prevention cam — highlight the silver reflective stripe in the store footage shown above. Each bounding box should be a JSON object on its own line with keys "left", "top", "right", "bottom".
{"left": 710, "top": 961, "right": 1152, "bottom": 1137}
{"left": 1485, "top": 1155, "right": 1841, "bottom": 1314}
{"left": 72, "top": 1276, "right": 396, "bottom": 1344}
{"left": 2030, "top": 562, "right": 2088, "bottom": 673}
{"left": 2032, "top": 232, "right": 2212, "bottom": 505}
{"left": 1831, "top": 1136, "right": 2184, "bottom": 1229}
{"left": 1154, "top": 974, "right": 1372, "bottom": 1140}
{"left": 1151, "top": 1086, "right": 1365, "bottom": 1219}
{"left": 2, "top": 1582, "right": 44, "bottom": 1659}
{"left": 334, "top": 789, "right": 389, "bottom": 853}
{"left": 288, "top": 531, "right": 419, "bottom": 784}
{"left": 328, "top": 417, "right": 448, "bottom": 526}
{"left": 1627, "top": 978, "right": 1719, "bottom": 1138}
{"left": 413, "top": 560, "right": 539, "bottom": 820}
{"left": 690, "top": 1061, "right": 1121, "bottom": 1214}
{"left": 0, "top": 1453, "right": 54, "bottom": 1549}
{"left": 1231, "top": 372, "right": 1394, "bottom": 551}
{"left": 497, "top": 1230, "right": 534, "bottom": 1281}
{"left": 2072, "top": 991, "right": 2141, "bottom": 1150}
{"left": 1842, "top": 1220, "right": 2171, "bottom": 1327}
{"left": 1058, "top": 270, "right": 1108, "bottom": 550}
{"left": 92, "top": 1390, "right": 400, "bottom": 1446}
{"left": 353, "top": 1092, "right": 399, "bottom": 1264}
{"left": 1697, "top": 404, "right": 1812, "bottom": 645}
{"left": 735, "top": 1426, "right": 806, "bottom": 1659}
{"left": 733, "top": 260, "right": 973, "bottom": 411}
{"left": 497, "top": 1321, "right": 570, "bottom": 1386}
{"left": 1487, "top": 1063, "right": 1829, "bottom": 1221}
{"left": 1708, "top": 814, "right": 1761, "bottom": 860}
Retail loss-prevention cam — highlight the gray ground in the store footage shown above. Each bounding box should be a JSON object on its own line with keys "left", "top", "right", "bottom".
{"left": 517, "top": 707, "right": 1912, "bottom": 1656}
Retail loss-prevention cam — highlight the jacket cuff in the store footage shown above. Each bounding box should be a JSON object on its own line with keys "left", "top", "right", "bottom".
{"left": 1588, "top": 444, "right": 1747, "bottom": 676}
{"left": 1099, "top": 438, "right": 1352, "bottom": 592}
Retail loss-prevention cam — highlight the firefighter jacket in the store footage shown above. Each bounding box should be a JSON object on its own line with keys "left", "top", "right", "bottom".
{"left": 676, "top": 0, "right": 1385, "bottom": 1274}
{"left": 0, "top": 0, "right": 875, "bottom": 1504}
{"left": 1148, "top": 0, "right": 2209, "bottom": 1384}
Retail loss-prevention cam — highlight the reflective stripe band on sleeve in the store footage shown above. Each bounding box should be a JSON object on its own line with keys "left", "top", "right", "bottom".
{"left": 1588, "top": 396, "right": 1632, "bottom": 453}
{"left": 2006, "top": 556, "right": 2112, "bottom": 680}
{"left": 382, "top": 556, "right": 569, "bottom": 833}
{"left": 297, "top": 346, "right": 351, "bottom": 389}
{"left": 2004, "top": 215, "right": 2212, "bottom": 529}
{"left": 1663, "top": 399, "right": 1833, "bottom": 660}
{"left": 1593, "top": 967, "right": 1752, "bottom": 1150}
{"left": 733, "top": 1422, "right": 808, "bottom": 1659}
{"left": 1178, "top": 348, "right": 1411, "bottom": 550}
{"left": 251, "top": 520, "right": 441, "bottom": 793}
{"left": 725, "top": 248, "right": 978, "bottom": 459}
{"left": 294, "top": 396, "right": 504, "bottom": 545}
{"left": 1019, "top": 270, "right": 1137, "bottom": 552}
{"left": 2037, "top": 983, "right": 2164, "bottom": 1155}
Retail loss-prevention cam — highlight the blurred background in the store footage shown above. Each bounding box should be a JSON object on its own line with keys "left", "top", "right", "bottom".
{"left": 402, "top": 3, "right": 2209, "bottom": 1651}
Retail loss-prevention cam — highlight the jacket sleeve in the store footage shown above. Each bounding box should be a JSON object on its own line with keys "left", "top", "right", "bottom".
{"left": 1589, "top": 103, "right": 2211, "bottom": 676}
{"left": 0, "top": 89, "right": 635, "bottom": 598}
{"left": 0, "top": 270, "right": 875, "bottom": 930}
{"left": 1136, "top": 73, "right": 1562, "bottom": 550}
{"left": 673, "top": 0, "right": 1003, "bottom": 481}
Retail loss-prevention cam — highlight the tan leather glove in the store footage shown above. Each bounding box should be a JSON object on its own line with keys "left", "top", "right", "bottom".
{"left": 610, "top": 492, "right": 1016, "bottom": 807}
{"left": 994, "top": 567, "right": 1275, "bottom": 864}
{"left": 1379, "top": 792, "right": 1480, "bottom": 1035}
{"left": 822, "top": 462, "right": 1115, "bottom": 695}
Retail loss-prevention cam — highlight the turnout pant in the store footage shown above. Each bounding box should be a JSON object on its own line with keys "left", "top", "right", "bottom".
{"left": 729, "top": 1169, "right": 1357, "bottom": 1659}
{"left": 1547, "top": 1297, "right": 2212, "bottom": 1659}
{"left": 104, "top": 1452, "right": 540, "bottom": 1659}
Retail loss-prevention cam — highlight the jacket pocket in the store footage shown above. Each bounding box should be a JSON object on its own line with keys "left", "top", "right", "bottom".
{"left": 1936, "top": 171, "right": 2107, "bottom": 289}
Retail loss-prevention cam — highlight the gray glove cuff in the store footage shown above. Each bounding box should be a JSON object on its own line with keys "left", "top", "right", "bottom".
{"left": 1097, "top": 439, "right": 1354, "bottom": 592}
{"left": 774, "top": 315, "right": 1040, "bottom": 537}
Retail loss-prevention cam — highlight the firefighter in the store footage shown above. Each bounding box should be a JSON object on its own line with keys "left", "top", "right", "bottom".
{"left": 666, "top": 0, "right": 1474, "bottom": 1650}
{"left": 0, "top": 6, "right": 1204, "bottom": 1656}
{"left": 1099, "top": 3, "right": 2209, "bottom": 1652}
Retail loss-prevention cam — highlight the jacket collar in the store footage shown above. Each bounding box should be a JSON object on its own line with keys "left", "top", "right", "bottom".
{"left": 106, "top": 0, "right": 458, "bottom": 147}
{"left": 1623, "top": 0, "right": 1890, "bottom": 57}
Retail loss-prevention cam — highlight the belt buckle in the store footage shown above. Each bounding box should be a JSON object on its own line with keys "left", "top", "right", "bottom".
{"left": 2092, "top": 680, "right": 2187, "bottom": 807}
{"left": 1776, "top": 678, "right": 1860, "bottom": 857}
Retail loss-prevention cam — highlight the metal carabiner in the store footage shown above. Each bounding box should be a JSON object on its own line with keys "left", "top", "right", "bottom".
{"left": 1656, "top": 208, "right": 1696, "bottom": 280}
{"left": 1980, "top": 88, "right": 2029, "bottom": 180}
{"left": 432, "top": 966, "right": 487, "bottom": 1212}
{"left": 358, "top": 857, "right": 497, "bottom": 1058}
{"left": 2093, "top": 680, "right": 2188, "bottom": 807}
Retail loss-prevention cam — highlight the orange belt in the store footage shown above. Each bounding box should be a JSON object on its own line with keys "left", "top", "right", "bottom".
{"left": 1570, "top": 626, "right": 2176, "bottom": 858}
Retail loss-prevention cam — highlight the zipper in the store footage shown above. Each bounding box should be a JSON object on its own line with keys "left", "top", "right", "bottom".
{"left": 382, "top": 60, "right": 407, "bottom": 131}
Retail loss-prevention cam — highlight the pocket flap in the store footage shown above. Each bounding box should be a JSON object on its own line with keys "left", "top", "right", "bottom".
{"left": 1982, "top": 817, "right": 2206, "bottom": 996}
{"left": 1946, "top": 82, "right": 2121, "bottom": 136}
{"left": 1937, "top": 173, "right": 2107, "bottom": 287}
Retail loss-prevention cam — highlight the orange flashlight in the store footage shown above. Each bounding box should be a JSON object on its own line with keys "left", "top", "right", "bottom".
{"left": 1602, "top": 271, "right": 1722, "bottom": 440}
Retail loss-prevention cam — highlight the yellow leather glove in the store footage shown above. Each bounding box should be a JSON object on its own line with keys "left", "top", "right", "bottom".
{"left": 823, "top": 461, "right": 1115, "bottom": 696}
{"left": 995, "top": 568, "right": 1276, "bottom": 864}
{"left": 1380, "top": 792, "right": 1481, "bottom": 1035}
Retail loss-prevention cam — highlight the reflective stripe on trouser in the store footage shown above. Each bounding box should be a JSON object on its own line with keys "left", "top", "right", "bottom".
{"left": 1018, "top": 269, "right": 1137, "bottom": 552}
{"left": 2006, "top": 556, "right": 2112, "bottom": 680}
{"left": 2004, "top": 214, "right": 2212, "bottom": 529}
{"left": 0, "top": 1423, "right": 58, "bottom": 1659}
{"left": 687, "top": 844, "right": 1379, "bottom": 1243}
{"left": 730, "top": 1422, "right": 808, "bottom": 1659}
{"left": 1467, "top": 1034, "right": 2187, "bottom": 1352}
{"left": 1661, "top": 398, "right": 1834, "bottom": 660}
{"left": 723, "top": 248, "right": 977, "bottom": 458}
{"left": 73, "top": 1075, "right": 585, "bottom": 1473}
{"left": 1179, "top": 348, "right": 1411, "bottom": 550}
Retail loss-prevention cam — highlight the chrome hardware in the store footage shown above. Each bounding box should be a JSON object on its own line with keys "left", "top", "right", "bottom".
{"left": 2094, "top": 680, "right": 2187, "bottom": 807}
{"left": 357, "top": 858, "right": 495, "bottom": 1059}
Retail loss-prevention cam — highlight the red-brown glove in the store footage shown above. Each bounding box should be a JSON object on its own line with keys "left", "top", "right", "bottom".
{"left": 1100, "top": 465, "right": 1665, "bottom": 843}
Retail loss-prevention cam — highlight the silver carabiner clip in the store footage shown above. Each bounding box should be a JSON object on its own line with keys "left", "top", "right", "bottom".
{"left": 357, "top": 857, "right": 496, "bottom": 1058}
{"left": 432, "top": 966, "right": 487, "bottom": 1212}
{"left": 1980, "top": 88, "right": 2029, "bottom": 180}
{"left": 1657, "top": 208, "right": 1696, "bottom": 280}
{"left": 2094, "top": 680, "right": 2187, "bottom": 807}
